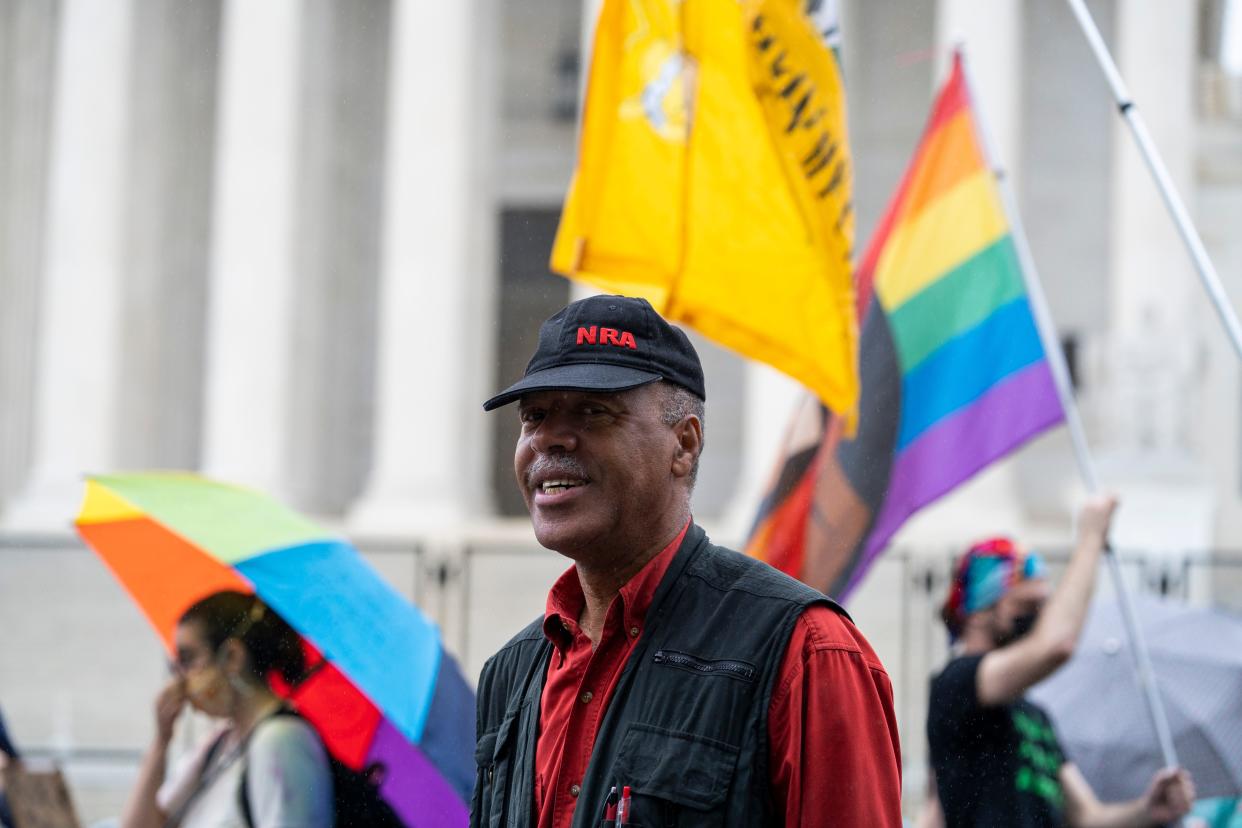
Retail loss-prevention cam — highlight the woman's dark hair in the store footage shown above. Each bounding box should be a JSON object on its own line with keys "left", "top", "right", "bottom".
{"left": 179, "top": 591, "right": 305, "bottom": 686}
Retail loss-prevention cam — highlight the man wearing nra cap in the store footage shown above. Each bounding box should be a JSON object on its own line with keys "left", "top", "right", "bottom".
{"left": 471, "top": 295, "right": 902, "bottom": 827}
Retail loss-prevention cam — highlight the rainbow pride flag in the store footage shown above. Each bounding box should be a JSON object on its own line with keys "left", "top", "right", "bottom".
{"left": 747, "top": 53, "right": 1065, "bottom": 600}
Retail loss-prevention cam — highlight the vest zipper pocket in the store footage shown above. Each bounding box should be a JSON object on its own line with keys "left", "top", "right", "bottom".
{"left": 652, "top": 649, "right": 757, "bottom": 681}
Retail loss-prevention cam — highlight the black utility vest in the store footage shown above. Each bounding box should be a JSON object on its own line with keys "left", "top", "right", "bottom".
{"left": 471, "top": 524, "right": 845, "bottom": 827}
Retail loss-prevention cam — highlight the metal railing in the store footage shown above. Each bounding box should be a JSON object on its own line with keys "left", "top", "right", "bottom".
{"left": 2, "top": 532, "right": 1239, "bottom": 818}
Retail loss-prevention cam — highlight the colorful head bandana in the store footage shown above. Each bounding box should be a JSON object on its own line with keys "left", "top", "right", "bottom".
{"left": 941, "top": 537, "right": 1046, "bottom": 642}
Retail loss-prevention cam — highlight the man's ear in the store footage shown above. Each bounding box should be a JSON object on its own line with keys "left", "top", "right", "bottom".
{"left": 671, "top": 415, "right": 703, "bottom": 479}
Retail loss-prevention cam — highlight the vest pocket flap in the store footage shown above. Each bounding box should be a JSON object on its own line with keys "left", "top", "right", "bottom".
{"left": 477, "top": 707, "right": 519, "bottom": 765}
{"left": 614, "top": 723, "right": 739, "bottom": 811}
{"left": 475, "top": 730, "right": 498, "bottom": 765}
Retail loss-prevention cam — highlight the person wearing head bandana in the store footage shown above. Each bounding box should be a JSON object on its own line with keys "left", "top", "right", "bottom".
{"left": 923, "top": 495, "right": 1195, "bottom": 828}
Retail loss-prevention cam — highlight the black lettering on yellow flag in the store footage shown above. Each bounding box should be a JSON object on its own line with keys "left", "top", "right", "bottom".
{"left": 552, "top": 0, "right": 859, "bottom": 425}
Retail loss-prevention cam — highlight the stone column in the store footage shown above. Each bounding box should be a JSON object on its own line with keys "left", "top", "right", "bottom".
{"left": 117, "top": 0, "right": 221, "bottom": 472}
{"left": 934, "top": 0, "right": 1022, "bottom": 169}
{"left": 0, "top": 1, "right": 58, "bottom": 508}
{"left": 570, "top": 0, "right": 603, "bottom": 304}
{"left": 1096, "top": 0, "right": 1211, "bottom": 556}
{"left": 348, "top": 0, "right": 498, "bottom": 534}
{"left": 1108, "top": 1, "right": 1197, "bottom": 341}
{"left": 284, "top": 1, "right": 390, "bottom": 518}
{"left": 919, "top": 0, "right": 1027, "bottom": 536}
{"left": 200, "top": 0, "right": 303, "bottom": 497}
{"left": 1195, "top": 120, "right": 1242, "bottom": 579}
{"left": 3, "top": 0, "right": 134, "bottom": 531}
{"left": 578, "top": 0, "right": 603, "bottom": 104}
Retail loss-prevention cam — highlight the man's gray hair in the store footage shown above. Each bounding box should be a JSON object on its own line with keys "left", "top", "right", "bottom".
{"left": 659, "top": 382, "right": 705, "bottom": 486}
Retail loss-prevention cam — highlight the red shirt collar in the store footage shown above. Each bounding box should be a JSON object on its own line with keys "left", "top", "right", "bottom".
{"left": 542, "top": 519, "right": 692, "bottom": 652}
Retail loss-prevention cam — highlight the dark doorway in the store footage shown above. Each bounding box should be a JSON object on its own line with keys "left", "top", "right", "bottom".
{"left": 491, "top": 207, "right": 572, "bottom": 516}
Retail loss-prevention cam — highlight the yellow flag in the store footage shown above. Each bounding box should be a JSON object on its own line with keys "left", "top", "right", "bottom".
{"left": 551, "top": 0, "right": 858, "bottom": 424}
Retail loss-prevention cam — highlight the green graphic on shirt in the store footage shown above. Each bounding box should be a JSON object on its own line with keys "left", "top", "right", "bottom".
{"left": 1012, "top": 709, "right": 1064, "bottom": 811}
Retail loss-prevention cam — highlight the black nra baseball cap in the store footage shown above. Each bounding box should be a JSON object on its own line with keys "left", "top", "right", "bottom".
{"left": 483, "top": 295, "right": 705, "bottom": 411}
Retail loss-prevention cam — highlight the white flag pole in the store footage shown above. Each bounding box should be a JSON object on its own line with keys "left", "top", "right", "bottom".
{"left": 957, "top": 46, "right": 1182, "bottom": 774}
{"left": 1065, "top": 0, "right": 1242, "bottom": 363}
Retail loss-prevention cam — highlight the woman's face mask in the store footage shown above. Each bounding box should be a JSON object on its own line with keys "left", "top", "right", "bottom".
{"left": 172, "top": 622, "right": 234, "bottom": 718}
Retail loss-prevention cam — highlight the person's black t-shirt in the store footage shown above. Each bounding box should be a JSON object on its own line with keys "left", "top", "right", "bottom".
{"left": 928, "top": 654, "right": 1068, "bottom": 827}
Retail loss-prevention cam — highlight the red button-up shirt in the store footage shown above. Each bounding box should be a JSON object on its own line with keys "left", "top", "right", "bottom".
{"left": 533, "top": 523, "right": 903, "bottom": 827}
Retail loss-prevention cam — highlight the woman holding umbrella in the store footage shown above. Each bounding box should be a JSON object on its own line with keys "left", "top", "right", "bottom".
{"left": 120, "top": 591, "right": 333, "bottom": 828}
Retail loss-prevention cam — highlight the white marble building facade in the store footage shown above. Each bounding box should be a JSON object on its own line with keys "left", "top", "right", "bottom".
{"left": 4, "top": 0, "right": 1241, "bottom": 552}
{"left": 0, "top": 0, "right": 1240, "bottom": 819}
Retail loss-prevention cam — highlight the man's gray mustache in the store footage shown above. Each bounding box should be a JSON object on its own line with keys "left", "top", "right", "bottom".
{"left": 524, "top": 455, "right": 589, "bottom": 488}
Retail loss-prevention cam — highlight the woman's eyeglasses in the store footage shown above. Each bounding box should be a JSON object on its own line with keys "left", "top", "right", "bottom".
{"left": 168, "top": 601, "right": 266, "bottom": 676}
{"left": 168, "top": 648, "right": 211, "bottom": 676}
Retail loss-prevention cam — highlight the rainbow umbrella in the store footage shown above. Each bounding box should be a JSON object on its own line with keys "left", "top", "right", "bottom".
{"left": 74, "top": 472, "right": 473, "bottom": 827}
